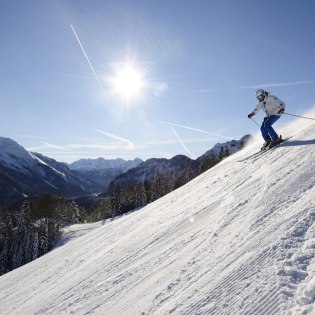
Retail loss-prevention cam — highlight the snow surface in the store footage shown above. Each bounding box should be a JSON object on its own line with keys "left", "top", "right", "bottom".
{"left": 0, "top": 110, "right": 315, "bottom": 315}
{"left": 54, "top": 221, "right": 105, "bottom": 248}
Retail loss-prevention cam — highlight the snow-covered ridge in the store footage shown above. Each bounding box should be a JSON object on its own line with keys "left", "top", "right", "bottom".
{"left": 0, "top": 137, "right": 66, "bottom": 178}
{"left": 0, "top": 139, "right": 103, "bottom": 207}
{"left": 0, "top": 137, "right": 37, "bottom": 174}
{"left": 30, "top": 153, "right": 67, "bottom": 180}
{"left": 0, "top": 109, "right": 315, "bottom": 314}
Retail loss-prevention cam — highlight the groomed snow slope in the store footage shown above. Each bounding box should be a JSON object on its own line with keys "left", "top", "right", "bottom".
{"left": 1, "top": 111, "right": 315, "bottom": 315}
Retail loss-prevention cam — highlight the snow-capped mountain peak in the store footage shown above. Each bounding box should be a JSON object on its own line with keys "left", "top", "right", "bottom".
{"left": 0, "top": 138, "right": 103, "bottom": 207}
{"left": 0, "top": 137, "right": 37, "bottom": 173}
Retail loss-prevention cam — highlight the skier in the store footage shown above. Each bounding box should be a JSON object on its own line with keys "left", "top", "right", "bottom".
{"left": 248, "top": 89, "right": 286, "bottom": 150}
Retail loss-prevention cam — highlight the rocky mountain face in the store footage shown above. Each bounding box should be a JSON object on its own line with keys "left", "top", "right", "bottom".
{"left": 0, "top": 138, "right": 103, "bottom": 208}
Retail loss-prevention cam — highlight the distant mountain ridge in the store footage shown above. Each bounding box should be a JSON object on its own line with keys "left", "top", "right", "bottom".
{"left": 0, "top": 135, "right": 252, "bottom": 208}
{"left": 69, "top": 157, "right": 143, "bottom": 171}
{"left": 0, "top": 137, "right": 102, "bottom": 208}
{"left": 106, "top": 155, "right": 199, "bottom": 195}
{"left": 68, "top": 157, "right": 144, "bottom": 189}
{"left": 197, "top": 134, "right": 252, "bottom": 163}
{"left": 106, "top": 135, "right": 252, "bottom": 195}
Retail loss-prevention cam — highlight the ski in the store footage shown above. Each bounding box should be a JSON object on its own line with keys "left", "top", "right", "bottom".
{"left": 238, "top": 136, "right": 292, "bottom": 162}
{"left": 250, "top": 136, "right": 292, "bottom": 161}
{"left": 239, "top": 150, "right": 266, "bottom": 162}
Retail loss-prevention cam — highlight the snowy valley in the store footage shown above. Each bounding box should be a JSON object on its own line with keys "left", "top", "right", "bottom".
{"left": 0, "top": 109, "right": 315, "bottom": 315}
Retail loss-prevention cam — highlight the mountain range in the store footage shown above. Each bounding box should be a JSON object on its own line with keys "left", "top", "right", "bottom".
{"left": 0, "top": 138, "right": 104, "bottom": 208}
{"left": 0, "top": 135, "right": 251, "bottom": 208}
{"left": 106, "top": 135, "right": 252, "bottom": 195}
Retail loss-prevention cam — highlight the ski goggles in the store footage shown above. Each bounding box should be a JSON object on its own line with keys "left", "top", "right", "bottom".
{"left": 256, "top": 95, "right": 264, "bottom": 101}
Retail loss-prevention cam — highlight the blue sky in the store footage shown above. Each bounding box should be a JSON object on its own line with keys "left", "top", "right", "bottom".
{"left": 1, "top": 0, "right": 315, "bottom": 162}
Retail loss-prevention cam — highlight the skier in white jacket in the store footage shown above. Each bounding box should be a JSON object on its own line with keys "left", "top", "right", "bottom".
{"left": 248, "top": 89, "right": 286, "bottom": 150}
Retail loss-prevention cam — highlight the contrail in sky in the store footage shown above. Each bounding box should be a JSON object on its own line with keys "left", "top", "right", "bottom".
{"left": 194, "top": 80, "right": 315, "bottom": 93}
{"left": 159, "top": 120, "right": 233, "bottom": 140}
{"left": 237, "top": 80, "right": 315, "bottom": 90}
{"left": 170, "top": 126, "right": 194, "bottom": 159}
{"left": 97, "top": 129, "right": 135, "bottom": 150}
{"left": 70, "top": 24, "right": 104, "bottom": 91}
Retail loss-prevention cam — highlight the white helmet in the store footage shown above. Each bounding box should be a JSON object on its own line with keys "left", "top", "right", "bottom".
{"left": 255, "top": 89, "right": 266, "bottom": 97}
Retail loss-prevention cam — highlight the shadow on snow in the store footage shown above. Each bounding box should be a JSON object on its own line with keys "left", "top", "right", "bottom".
{"left": 283, "top": 139, "right": 315, "bottom": 147}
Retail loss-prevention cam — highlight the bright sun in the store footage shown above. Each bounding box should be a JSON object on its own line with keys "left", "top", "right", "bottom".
{"left": 112, "top": 64, "right": 144, "bottom": 100}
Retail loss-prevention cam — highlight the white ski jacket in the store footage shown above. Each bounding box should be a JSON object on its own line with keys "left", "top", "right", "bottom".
{"left": 251, "top": 93, "right": 286, "bottom": 117}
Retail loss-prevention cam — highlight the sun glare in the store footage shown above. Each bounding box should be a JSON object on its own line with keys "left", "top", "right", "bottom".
{"left": 112, "top": 64, "right": 144, "bottom": 100}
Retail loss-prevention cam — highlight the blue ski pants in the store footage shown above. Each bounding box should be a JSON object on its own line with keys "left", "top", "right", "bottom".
{"left": 261, "top": 115, "right": 280, "bottom": 141}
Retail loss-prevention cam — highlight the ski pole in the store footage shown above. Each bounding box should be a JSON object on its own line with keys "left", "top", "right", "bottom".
{"left": 284, "top": 112, "right": 315, "bottom": 121}
{"left": 250, "top": 117, "right": 260, "bottom": 128}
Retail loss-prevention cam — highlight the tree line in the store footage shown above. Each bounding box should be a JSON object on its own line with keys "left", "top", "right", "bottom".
{"left": 0, "top": 195, "right": 81, "bottom": 276}
{"left": 87, "top": 154, "right": 220, "bottom": 222}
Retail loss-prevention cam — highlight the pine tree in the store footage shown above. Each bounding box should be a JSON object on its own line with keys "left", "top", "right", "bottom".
{"left": 32, "top": 230, "right": 39, "bottom": 260}
{"left": 168, "top": 170, "right": 176, "bottom": 192}
{"left": 183, "top": 160, "right": 194, "bottom": 183}
{"left": 12, "top": 201, "right": 33, "bottom": 269}
{"left": 134, "top": 182, "right": 146, "bottom": 208}
{"left": 200, "top": 152, "right": 218, "bottom": 173}
{"left": 173, "top": 170, "right": 184, "bottom": 190}
{"left": 143, "top": 181, "right": 152, "bottom": 205}
{"left": 95, "top": 197, "right": 113, "bottom": 221}
{"left": 38, "top": 218, "right": 49, "bottom": 256}
{"left": 56, "top": 195, "right": 69, "bottom": 225}
{"left": 112, "top": 185, "right": 123, "bottom": 217}
{"left": 219, "top": 146, "right": 230, "bottom": 160}
{"left": 68, "top": 200, "right": 81, "bottom": 224}
{"left": 151, "top": 171, "right": 163, "bottom": 202}
{"left": 0, "top": 211, "right": 13, "bottom": 275}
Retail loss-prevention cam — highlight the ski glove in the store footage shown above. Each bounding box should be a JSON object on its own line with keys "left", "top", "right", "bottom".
{"left": 278, "top": 108, "right": 285, "bottom": 115}
{"left": 248, "top": 113, "right": 254, "bottom": 118}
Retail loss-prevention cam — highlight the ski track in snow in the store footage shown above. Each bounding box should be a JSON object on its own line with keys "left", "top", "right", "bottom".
{"left": 0, "top": 110, "right": 315, "bottom": 315}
